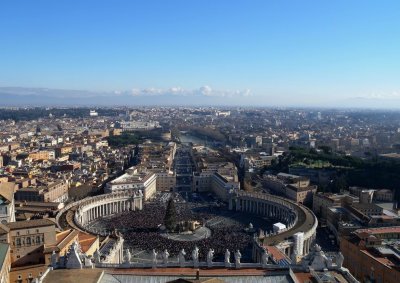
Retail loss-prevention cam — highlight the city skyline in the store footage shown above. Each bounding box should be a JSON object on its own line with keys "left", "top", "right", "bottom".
{"left": 1, "top": 1, "right": 400, "bottom": 108}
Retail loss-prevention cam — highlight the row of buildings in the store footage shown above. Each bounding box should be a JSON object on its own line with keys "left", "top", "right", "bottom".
{"left": 106, "top": 142, "right": 177, "bottom": 199}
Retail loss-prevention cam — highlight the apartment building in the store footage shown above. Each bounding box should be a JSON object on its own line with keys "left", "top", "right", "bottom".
{"left": 15, "top": 181, "right": 68, "bottom": 203}
{"left": 340, "top": 227, "right": 400, "bottom": 283}
{"left": 5, "top": 219, "right": 57, "bottom": 267}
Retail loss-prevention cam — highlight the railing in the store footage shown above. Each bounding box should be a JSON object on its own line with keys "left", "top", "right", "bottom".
{"left": 95, "top": 261, "right": 289, "bottom": 269}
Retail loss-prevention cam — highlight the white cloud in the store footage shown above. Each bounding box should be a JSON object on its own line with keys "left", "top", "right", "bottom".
{"left": 169, "top": 87, "right": 186, "bottom": 95}
{"left": 199, "top": 85, "right": 213, "bottom": 96}
{"left": 128, "top": 86, "right": 251, "bottom": 97}
{"left": 356, "top": 91, "right": 400, "bottom": 100}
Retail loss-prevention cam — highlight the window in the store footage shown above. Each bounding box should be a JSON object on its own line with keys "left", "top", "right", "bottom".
{"left": 16, "top": 238, "right": 21, "bottom": 246}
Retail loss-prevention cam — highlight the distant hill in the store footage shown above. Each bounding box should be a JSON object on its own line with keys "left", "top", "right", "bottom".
{"left": 0, "top": 87, "right": 250, "bottom": 106}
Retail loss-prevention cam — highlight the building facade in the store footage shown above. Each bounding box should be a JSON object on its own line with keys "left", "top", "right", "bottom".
{"left": 340, "top": 227, "right": 400, "bottom": 283}
{"left": 0, "top": 183, "right": 16, "bottom": 224}
{"left": 14, "top": 181, "right": 68, "bottom": 203}
{"left": 6, "top": 219, "right": 57, "bottom": 267}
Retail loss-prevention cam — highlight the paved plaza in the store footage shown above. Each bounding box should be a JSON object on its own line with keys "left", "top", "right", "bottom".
{"left": 87, "top": 192, "right": 275, "bottom": 262}
{"left": 161, "top": 226, "right": 211, "bottom": 241}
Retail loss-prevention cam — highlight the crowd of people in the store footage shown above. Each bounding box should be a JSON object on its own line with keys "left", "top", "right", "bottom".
{"left": 88, "top": 193, "right": 271, "bottom": 261}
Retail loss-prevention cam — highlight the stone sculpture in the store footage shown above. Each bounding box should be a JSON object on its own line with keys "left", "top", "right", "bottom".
{"left": 162, "top": 249, "right": 169, "bottom": 265}
{"left": 124, "top": 249, "right": 131, "bottom": 264}
{"left": 93, "top": 249, "right": 101, "bottom": 264}
{"left": 234, "top": 250, "right": 242, "bottom": 268}
{"left": 207, "top": 249, "right": 214, "bottom": 267}
{"left": 336, "top": 252, "right": 344, "bottom": 268}
{"left": 178, "top": 249, "right": 186, "bottom": 267}
{"left": 51, "top": 251, "right": 58, "bottom": 268}
{"left": 192, "top": 246, "right": 199, "bottom": 267}
{"left": 151, "top": 249, "right": 158, "bottom": 268}
{"left": 261, "top": 250, "right": 268, "bottom": 267}
{"left": 224, "top": 249, "right": 231, "bottom": 267}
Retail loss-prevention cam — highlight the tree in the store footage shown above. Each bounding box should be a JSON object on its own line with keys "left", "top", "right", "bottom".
{"left": 107, "top": 133, "right": 139, "bottom": 147}
{"left": 164, "top": 198, "right": 177, "bottom": 231}
{"left": 318, "top": 145, "right": 332, "bottom": 155}
{"left": 330, "top": 175, "right": 348, "bottom": 193}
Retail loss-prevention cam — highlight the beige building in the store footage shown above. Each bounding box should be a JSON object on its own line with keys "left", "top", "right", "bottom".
{"left": 15, "top": 180, "right": 68, "bottom": 203}
{"left": 6, "top": 219, "right": 57, "bottom": 267}
{"left": 193, "top": 172, "right": 213, "bottom": 193}
{"left": 14, "top": 178, "right": 36, "bottom": 189}
{"left": 201, "top": 162, "right": 238, "bottom": 182}
{"left": 55, "top": 146, "right": 73, "bottom": 158}
{"left": 264, "top": 173, "right": 316, "bottom": 206}
{"left": 340, "top": 227, "right": 400, "bottom": 283}
{"left": 106, "top": 167, "right": 157, "bottom": 200}
{"left": 10, "top": 265, "right": 48, "bottom": 283}
{"left": 155, "top": 172, "right": 176, "bottom": 192}
{"left": 43, "top": 229, "right": 99, "bottom": 265}
{"left": 193, "top": 161, "right": 240, "bottom": 201}
{"left": 285, "top": 184, "right": 317, "bottom": 206}
{"left": 350, "top": 186, "right": 394, "bottom": 203}
{"left": 242, "top": 154, "right": 275, "bottom": 169}
{"left": 28, "top": 151, "right": 51, "bottom": 161}
{"left": 193, "top": 172, "right": 240, "bottom": 202}
{"left": 312, "top": 193, "right": 349, "bottom": 221}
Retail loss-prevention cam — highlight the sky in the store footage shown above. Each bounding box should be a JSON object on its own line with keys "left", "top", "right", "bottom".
{"left": 1, "top": 1, "right": 400, "bottom": 107}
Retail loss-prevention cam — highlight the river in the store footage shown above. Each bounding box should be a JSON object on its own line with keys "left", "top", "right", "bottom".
{"left": 179, "top": 133, "right": 208, "bottom": 145}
